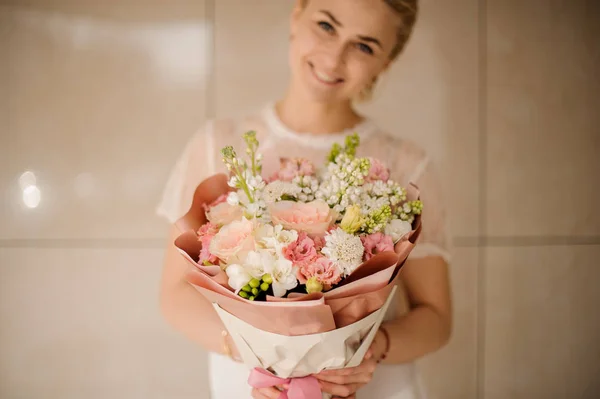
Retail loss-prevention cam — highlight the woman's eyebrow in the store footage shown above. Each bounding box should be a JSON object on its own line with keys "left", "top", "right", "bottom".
{"left": 319, "top": 10, "right": 343, "bottom": 27}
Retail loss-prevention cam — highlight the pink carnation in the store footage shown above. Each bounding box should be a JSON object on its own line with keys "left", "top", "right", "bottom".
{"left": 283, "top": 232, "right": 318, "bottom": 267}
{"left": 312, "top": 235, "right": 326, "bottom": 251}
{"left": 298, "top": 256, "right": 342, "bottom": 290}
{"left": 197, "top": 223, "right": 219, "bottom": 264}
{"left": 361, "top": 232, "right": 395, "bottom": 261}
{"left": 270, "top": 158, "right": 316, "bottom": 182}
{"left": 366, "top": 157, "right": 390, "bottom": 182}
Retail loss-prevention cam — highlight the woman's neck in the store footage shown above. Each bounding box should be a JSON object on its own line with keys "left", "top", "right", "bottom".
{"left": 275, "top": 88, "right": 364, "bottom": 135}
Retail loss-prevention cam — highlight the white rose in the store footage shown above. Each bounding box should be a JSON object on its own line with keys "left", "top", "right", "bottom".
{"left": 385, "top": 219, "right": 413, "bottom": 243}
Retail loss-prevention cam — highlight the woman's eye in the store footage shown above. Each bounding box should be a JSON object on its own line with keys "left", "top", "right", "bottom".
{"left": 318, "top": 21, "right": 335, "bottom": 33}
{"left": 357, "top": 43, "right": 374, "bottom": 55}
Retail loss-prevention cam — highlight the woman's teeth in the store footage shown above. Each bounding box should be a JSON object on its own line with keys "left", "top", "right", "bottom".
{"left": 315, "top": 70, "right": 339, "bottom": 83}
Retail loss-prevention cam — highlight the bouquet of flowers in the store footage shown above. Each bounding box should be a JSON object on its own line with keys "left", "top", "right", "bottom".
{"left": 173, "top": 132, "right": 422, "bottom": 398}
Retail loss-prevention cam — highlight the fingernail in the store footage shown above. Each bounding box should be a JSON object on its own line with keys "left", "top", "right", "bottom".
{"left": 282, "top": 384, "right": 289, "bottom": 389}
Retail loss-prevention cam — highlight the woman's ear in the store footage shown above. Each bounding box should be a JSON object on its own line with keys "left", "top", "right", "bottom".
{"left": 290, "top": 0, "right": 305, "bottom": 38}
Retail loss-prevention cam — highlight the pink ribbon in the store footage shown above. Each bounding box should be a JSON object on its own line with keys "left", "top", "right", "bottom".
{"left": 248, "top": 368, "right": 322, "bottom": 399}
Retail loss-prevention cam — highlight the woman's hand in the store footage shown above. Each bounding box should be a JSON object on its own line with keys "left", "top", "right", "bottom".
{"left": 313, "top": 329, "right": 389, "bottom": 398}
{"left": 251, "top": 386, "right": 283, "bottom": 399}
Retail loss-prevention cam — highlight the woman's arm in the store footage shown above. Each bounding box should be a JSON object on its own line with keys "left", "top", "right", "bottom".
{"left": 374, "top": 255, "right": 452, "bottom": 364}
{"left": 159, "top": 224, "right": 240, "bottom": 359}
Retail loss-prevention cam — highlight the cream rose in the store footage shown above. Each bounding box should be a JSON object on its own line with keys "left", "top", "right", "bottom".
{"left": 209, "top": 217, "right": 256, "bottom": 264}
{"left": 268, "top": 200, "right": 336, "bottom": 237}
{"left": 206, "top": 202, "right": 244, "bottom": 226}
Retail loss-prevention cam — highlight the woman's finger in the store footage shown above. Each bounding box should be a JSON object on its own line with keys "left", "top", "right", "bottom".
{"left": 251, "top": 387, "right": 281, "bottom": 399}
{"left": 313, "top": 370, "right": 373, "bottom": 385}
{"left": 316, "top": 359, "right": 377, "bottom": 381}
{"left": 318, "top": 380, "right": 364, "bottom": 398}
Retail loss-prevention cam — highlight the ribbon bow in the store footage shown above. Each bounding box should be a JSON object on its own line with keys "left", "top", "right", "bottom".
{"left": 248, "top": 368, "right": 322, "bottom": 399}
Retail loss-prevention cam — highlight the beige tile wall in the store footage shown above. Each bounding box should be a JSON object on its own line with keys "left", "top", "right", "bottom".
{"left": 1, "top": 1, "right": 598, "bottom": 399}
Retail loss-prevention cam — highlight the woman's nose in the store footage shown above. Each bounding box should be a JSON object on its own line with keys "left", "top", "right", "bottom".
{"left": 320, "top": 41, "right": 346, "bottom": 72}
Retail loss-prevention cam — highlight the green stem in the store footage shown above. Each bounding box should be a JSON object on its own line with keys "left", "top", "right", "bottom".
{"left": 232, "top": 162, "right": 254, "bottom": 204}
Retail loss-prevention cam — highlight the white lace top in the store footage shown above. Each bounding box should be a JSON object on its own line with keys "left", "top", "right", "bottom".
{"left": 156, "top": 103, "right": 451, "bottom": 399}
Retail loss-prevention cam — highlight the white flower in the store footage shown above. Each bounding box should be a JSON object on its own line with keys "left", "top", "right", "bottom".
{"left": 263, "top": 181, "right": 301, "bottom": 203}
{"left": 243, "top": 250, "right": 269, "bottom": 279}
{"left": 385, "top": 219, "right": 413, "bottom": 243}
{"left": 225, "top": 264, "right": 252, "bottom": 292}
{"left": 254, "top": 223, "right": 276, "bottom": 249}
{"left": 254, "top": 224, "right": 298, "bottom": 255}
{"left": 321, "top": 228, "right": 365, "bottom": 277}
{"left": 275, "top": 226, "right": 298, "bottom": 248}
{"left": 227, "top": 192, "right": 240, "bottom": 206}
{"left": 263, "top": 253, "right": 298, "bottom": 297}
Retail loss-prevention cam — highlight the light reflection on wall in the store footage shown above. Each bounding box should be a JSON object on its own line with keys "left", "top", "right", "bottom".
{"left": 7, "top": 8, "right": 211, "bottom": 87}
{"left": 19, "top": 171, "right": 41, "bottom": 209}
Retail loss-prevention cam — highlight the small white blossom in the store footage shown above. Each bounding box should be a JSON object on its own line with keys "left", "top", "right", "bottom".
{"left": 263, "top": 181, "right": 301, "bottom": 203}
{"left": 385, "top": 219, "right": 413, "bottom": 243}
{"left": 263, "top": 254, "right": 298, "bottom": 297}
{"left": 243, "top": 250, "right": 268, "bottom": 279}
{"left": 227, "top": 192, "right": 240, "bottom": 206}
{"left": 225, "top": 264, "right": 252, "bottom": 292}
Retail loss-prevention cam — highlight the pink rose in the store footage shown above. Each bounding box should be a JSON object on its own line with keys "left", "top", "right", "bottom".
{"left": 283, "top": 232, "right": 318, "bottom": 267}
{"left": 366, "top": 157, "right": 390, "bottom": 182}
{"left": 269, "top": 200, "right": 337, "bottom": 237}
{"left": 270, "top": 158, "right": 316, "bottom": 182}
{"left": 209, "top": 218, "right": 255, "bottom": 263}
{"left": 206, "top": 201, "right": 244, "bottom": 226}
{"left": 197, "top": 223, "right": 219, "bottom": 264}
{"left": 361, "top": 232, "right": 395, "bottom": 261}
{"left": 298, "top": 256, "right": 341, "bottom": 290}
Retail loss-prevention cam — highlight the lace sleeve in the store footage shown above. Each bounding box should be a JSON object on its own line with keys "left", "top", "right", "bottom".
{"left": 156, "top": 121, "right": 217, "bottom": 224}
{"left": 407, "top": 157, "right": 452, "bottom": 264}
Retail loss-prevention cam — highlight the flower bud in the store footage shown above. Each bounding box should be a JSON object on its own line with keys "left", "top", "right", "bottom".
{"left": 306, "top": 277, "right": 324, "bottom": 294}
{"left": 262, "top": 274, "right": 273, "bottom": 284}
{"left": 239, "top": 291, "right": 249, "bottom": 299}
{"left": 260, "top": 282, "right": 270, "bottom": 291}
{"left": 242, "top": 285, "right": 252, "bottom": 293}
{"left": 249, "top": 279, "right": 261, "bottom": 288}
{"left": 251, "top": 288, "right": 259, "bottom": 296}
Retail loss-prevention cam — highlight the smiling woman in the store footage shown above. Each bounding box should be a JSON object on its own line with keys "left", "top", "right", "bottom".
{"left": 158, "top": 1, "right": 451, "bottom": 399}
{"left": 289, "top": 0, "right": 418, "bottom": 104}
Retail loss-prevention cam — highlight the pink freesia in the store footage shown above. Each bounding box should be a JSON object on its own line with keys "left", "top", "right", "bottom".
{"left": 361, "top": 232, "right": 395, "bottom": 261}
{"left": 283, "top": 232, "right": 318, "bottom": 267}
{"left": 197, "top": 223, "right": 219, "bottom": 264}
{"left": 269, "top": 200, "right": 337, "bottom": 237}
{"left": 298, "top": 255, "right": 342, "bottom": 289}
{"left": 366, "top": 157, "right": 390, "bottom": 182}
{"left": 270, "top": 158, "right": 316, "bottom": 182}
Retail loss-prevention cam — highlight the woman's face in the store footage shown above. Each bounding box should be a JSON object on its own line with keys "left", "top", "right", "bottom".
{"left": 289, "top": 0, "right": 400, "bottom": 103}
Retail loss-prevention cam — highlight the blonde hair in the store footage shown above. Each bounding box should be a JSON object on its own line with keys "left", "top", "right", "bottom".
{"left": 384, "top": 0, "right": 419, "bottom": 59}
{"left": 299, "top": 0, "right": 419, "bottom": 60}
